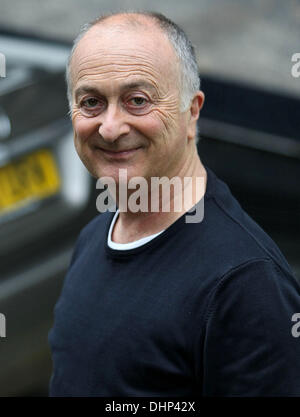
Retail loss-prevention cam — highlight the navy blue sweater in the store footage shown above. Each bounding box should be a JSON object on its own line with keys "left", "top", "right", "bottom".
{"left": 48, "top": 166, "right": 300, "bottom": 396}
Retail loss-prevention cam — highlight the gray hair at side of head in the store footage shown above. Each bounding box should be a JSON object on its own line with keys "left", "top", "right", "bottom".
{"left": 66, "top": 11, "right": 201, "bottom": 142}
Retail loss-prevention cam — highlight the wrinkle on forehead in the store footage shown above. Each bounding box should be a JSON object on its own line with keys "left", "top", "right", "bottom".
{"left": 74, "top": 54, "right": 169, "bottom": 98}
{"left": 70, "top": 22, "right": 181, "bottom": 101}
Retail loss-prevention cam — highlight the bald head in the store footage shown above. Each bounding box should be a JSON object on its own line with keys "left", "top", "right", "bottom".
{"left": 66, "top": 12, "right": 200, "bottom": 113}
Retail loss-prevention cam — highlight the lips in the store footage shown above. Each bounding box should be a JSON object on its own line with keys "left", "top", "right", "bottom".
{"left": 96, "top": 146, "right": 142, "bottom": 158}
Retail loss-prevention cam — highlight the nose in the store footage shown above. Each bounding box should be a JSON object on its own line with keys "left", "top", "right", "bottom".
{"left": 98, "top": 104, "right": 130, "bottom": 143}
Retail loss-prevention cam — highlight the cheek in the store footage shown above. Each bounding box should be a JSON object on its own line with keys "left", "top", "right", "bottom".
{"left": 139, "top": 111, "right": 176, "bottom": 143}
{"left": 154, "top": 104, "right": 182, "bottom": 134}
{"left": 72, "top": 113, "right": 97, "bottom": 143}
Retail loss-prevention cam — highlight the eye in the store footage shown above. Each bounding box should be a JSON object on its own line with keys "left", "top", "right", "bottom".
{"left": 129, "top": 97, "right": 147, "bottom": 106}
{"left": 82, "top": 98, "right": 99, "bottom": 108}
{"left": 79, "top": 97, "right": 105, "bottom": 116}
{"left": 125, "top": 95, "right": 151, "bottom": 115}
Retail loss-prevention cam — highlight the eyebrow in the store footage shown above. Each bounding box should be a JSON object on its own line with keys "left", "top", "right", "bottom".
{"left": 74, "top": 81, "right": 157, "bottom": 101}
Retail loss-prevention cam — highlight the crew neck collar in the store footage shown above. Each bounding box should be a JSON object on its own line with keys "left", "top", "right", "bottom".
{"left": 104, "top": 165, "right": 215, "bottom": 258}
{"left": 107, "top": 209, "right": 165, "bottom": 250}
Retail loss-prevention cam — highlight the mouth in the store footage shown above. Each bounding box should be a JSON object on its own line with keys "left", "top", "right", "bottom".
{"left": 96, "top": 146, "right": 142, "bottom": 159}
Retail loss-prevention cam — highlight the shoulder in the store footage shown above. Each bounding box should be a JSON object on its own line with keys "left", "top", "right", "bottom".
{"left": 195, "top": 166, "right": 295, "bottom": 277}
{"left": 207, "top": 257, "right": 299, "bottom": 311}
{"left": 78, "top": 211, "right": 113, "bottom": 242}
{"left": 68, "top": 211, "right": 113, "bottom": 265}
{"left": 79, "top": 211, "right": 114, "bottom": 238}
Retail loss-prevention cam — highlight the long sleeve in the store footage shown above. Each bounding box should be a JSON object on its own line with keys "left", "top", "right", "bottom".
{"left": 200, "top": 258, "right": 300, "bottom": 396}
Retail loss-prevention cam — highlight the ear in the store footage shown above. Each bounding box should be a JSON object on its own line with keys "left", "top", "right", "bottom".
{"left": 187, "top": 91, "right": 205, "bottom": 141}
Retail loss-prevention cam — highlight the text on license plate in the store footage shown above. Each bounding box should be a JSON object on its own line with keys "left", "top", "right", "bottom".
{"left": 0, "top": 149, "right": 61, "bottom": 213}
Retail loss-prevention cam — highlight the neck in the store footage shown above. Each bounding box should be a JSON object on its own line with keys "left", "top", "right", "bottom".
{"left": 111, "top": 146, "right": 207, "bottom": 244}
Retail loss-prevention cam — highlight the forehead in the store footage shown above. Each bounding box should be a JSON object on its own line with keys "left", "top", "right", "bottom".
{"left": 70, "top": 21, "right": 180, "bottom": 94}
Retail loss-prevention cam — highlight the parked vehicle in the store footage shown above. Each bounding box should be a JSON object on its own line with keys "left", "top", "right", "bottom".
{"left": 0, "top": 30, "right": 299, "bottom": 396}
{"left": 0, "top": 30, "right": 97, "bottom": 396}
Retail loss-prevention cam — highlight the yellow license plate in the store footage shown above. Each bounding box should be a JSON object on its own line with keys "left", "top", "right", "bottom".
{"left": 0, "top": 149, "right": 61, "bottom": 213}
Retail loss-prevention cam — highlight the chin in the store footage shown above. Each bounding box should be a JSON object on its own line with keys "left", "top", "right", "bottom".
{"left": 94, "top": 165, "right": 140, "bottom": 182}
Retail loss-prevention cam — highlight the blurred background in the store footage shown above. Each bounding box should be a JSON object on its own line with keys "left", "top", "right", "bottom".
{"left": 0, "top": 0, "right": 299, "bottom": 396}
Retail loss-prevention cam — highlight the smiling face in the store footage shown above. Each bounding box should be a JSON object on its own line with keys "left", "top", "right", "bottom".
{"left": 70, "top": 16, "right": 200, "bottom": 185}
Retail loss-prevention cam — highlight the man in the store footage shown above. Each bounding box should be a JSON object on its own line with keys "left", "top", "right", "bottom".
{"left": 48, "top": 11, "right": 300, "bottom": 396}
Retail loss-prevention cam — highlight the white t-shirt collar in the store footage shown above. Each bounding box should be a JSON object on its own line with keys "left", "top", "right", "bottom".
{"left": 107, "top": 209, "right": 165, "bottom": 250}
